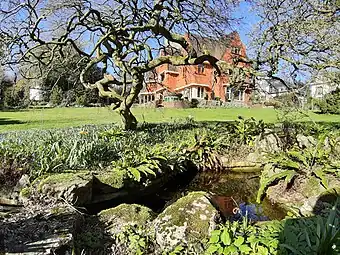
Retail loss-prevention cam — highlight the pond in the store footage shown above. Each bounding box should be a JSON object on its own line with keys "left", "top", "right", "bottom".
{"left": 187, "top": 171, "right": 286, "bottom": 221}
{"left": 85, "top": 168, "right": 286, "bottom": 221}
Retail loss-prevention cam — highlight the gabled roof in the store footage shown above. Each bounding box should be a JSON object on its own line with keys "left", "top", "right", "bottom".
{"left": 187, "top": 32, "right": 238, "bottom": 59}
{"left": 164, "top": 31, "right": 243, "bottom": 60}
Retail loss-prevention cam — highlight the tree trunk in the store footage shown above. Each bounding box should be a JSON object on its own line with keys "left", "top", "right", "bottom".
{"left": 117, "top": 73, "right": 143, "bottom": 130}
{"left": 119, "top": 103, "right": 137, "bottom": 130}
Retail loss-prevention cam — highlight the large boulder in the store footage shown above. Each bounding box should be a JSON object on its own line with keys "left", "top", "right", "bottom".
{"left": 34, "top": 172, "right": 93, "bottom": 206}
{"left": 267, "top": 175, "right": 340, "bottom": 216}
{"left": 153, "top": 191, "right": 221, "bottom": 252}
{"left": 98, "top": 204, "right": 155, "bottom": 234}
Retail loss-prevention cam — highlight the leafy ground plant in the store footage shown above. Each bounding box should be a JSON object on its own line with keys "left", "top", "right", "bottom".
{"left": 206, "top": 217, "right": 282, "bottom": 255}
{"left": 257, "top": 132, "right": 340, "bottom": 203}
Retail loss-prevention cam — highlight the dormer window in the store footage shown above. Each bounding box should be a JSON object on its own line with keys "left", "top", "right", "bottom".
{"left": 231, "top": 47, "right": 240, "bottom": 55}
{"left": 197, "top": 64, "right": 205, "bottom": 74}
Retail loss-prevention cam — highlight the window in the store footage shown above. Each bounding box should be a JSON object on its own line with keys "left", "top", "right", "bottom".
{"left": 197, "top": 87, "right": 205, "bottom": 98}
{"left": 226, "top": 87, "right": 244, "bottom": 101}
{"left": 231, "top": 47, "right": 240, "bottom": 55}
{"left": 197, "top": 64, "right": 205, "bottom": 74}
{"left": 226, "top": 87, "right": 233, "bottom": 101}
{"left": 159, "top": 73, "right": 165, "bottom": 82}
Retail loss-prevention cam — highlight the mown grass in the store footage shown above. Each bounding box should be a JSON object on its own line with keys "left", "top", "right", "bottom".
{"left": 0, "top": 106, "right": 339, "bottom": 132}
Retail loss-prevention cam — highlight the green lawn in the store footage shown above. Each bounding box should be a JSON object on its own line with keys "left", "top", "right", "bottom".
{"left": 0, "top": 107, "right": 339, "bottom": 133}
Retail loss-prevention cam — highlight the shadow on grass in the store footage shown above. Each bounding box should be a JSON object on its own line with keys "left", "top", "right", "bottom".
{"left": 0, "top": 118, "right": 25, "bottom": 126}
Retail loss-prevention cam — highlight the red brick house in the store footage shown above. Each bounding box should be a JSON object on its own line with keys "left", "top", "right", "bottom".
{"left": 139, "top": 31, "right": 252, "bottom": 105}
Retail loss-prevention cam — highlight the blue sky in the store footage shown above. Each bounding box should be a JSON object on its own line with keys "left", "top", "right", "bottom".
{"left": 232, "top": 1, "right": 260, "bottom": 57}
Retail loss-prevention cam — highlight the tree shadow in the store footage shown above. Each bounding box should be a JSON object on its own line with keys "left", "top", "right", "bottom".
{"left": 0, "top": 206, "right": 113, "bottom": 255}
{"left": 279, "top": 192, "right": 340, "bottom": 255}
{"left": 0, "top": 118, "right": 25, "bottom": 126}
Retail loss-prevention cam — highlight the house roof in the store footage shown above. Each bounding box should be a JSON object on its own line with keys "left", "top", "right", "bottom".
{"left": 187, "top": 32, "right": 238, "bottom": 59}
{"left": 165, "top": 31, "right": 242, "bottom": 60}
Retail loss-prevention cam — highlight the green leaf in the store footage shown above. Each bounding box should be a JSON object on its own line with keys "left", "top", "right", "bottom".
{"left": 138, "top": 165, "right": 156, "bottom": 177}
{"left": 234, "top": 236, "right": 244, "bottom": 247}
{"left": 209, "top": 230, "right": 221, "bottom": 244}
{"left": 239, "top": 244, "right": 252, "bottom": 254}
{"left": 257, "top": 246, "right": 269, "bottom": 255}
{"left": 313, "top": 169, "right": 329, "bottom": 188}
{"left": 221, "top": 229, "right": 231, "bottom": 246}
{"left": 129, "top": 167, "right": 141, "bottom": 182}
{"left": 206, "top": 244, "right": 221, "bottom": 254}
{"left": 224, "top": 245, "right": 237, "bottom": 254}
{"left": 287, "top": 150, "right": 308, "bottom": 166}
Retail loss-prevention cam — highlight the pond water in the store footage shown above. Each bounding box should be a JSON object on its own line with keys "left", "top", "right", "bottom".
{"left": 186, "top": 171, "right": 286, "bottom": 221}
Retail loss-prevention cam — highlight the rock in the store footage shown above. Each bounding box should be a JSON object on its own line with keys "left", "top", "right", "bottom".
{"left": 36, "top": 172, "right": 93, "bottom": 206}
{"left": 153, "top": 191, "right": 221, "bottom": 252}
{"left": 267, "top": 175, "right": 340, "bottom": 215}
{"left": 98, "top": 204, "right": 155, "bottom": 235}
{"left": 0, "top": 174, "right": 31, "bottom": 208}
{"left": 256, "top": 133, "right": 282, "bottom": 152}
{"left": 1, "top": 204, "right": 83, "bottom": 254}
{"left": 296, "top": 134, "right": 316, "bottom": 149}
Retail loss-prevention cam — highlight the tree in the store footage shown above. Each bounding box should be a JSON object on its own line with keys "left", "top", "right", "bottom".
{"left": 251, "top": 0, "right": 339, "bottom": 85}
{"left": 0, "top": 0, "right": 243, "bottom": 130}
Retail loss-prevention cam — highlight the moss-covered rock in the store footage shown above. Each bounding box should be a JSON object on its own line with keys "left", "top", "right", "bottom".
{"left": 37, "top": 172, "right": 93, "bottom": 206}
{"left": 153, "top": 191, "right": 221, "bottom": 252}
{"left": 267, "top": 176, "right": 340, "bottom": 216}
{"left": 99, "top": 204, "right": 155, "bottom": 234}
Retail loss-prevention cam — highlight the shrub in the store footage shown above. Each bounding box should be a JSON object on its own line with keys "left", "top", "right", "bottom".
{"left": 76, "top": 94, "right": 88, "bottom": 106}
{"left": 313, "top": 88, "right": 340, "bottom": 114}
{"left": 190, "top": 98, "right": 199, "bottom": 108}
{"left": 64, "top": 89, "right": 76, "bottom": 105}
{"left": 274, "top": 92, "right": 300, "bottom": 108}
{"left": 49, "top": 86, "right": 63, "bottom": 105}
{"left": 3, "top": 80, "right": 30, "bottom": 108}
{"left": 264, "top": 99, "right": 283, "bottom": 109}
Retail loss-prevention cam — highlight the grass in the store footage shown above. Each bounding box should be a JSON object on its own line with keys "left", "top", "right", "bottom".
{"left": 0, "top": 106, "right": 339, "bottom": 133}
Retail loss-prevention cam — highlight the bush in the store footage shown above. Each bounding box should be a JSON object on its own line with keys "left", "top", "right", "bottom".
{"left": 3, "top": 80, "right": 30, "bottom": 108}
{"left": 76, "top": 94, "right": 88, "bottom": 106}
{"left": 313, "top": 88, "right": 340, "bottom": 114}
{"left": 190, "top": 98, "right": 199, "bottom": 108}
{"left": 64, "top": 89, "right": 76, "bottom": 105}
{"left": 49, "top": 86, "right": 63, "bottom": 105}
{"left": 264, "top": 99, "right": 283, "bottom": 109}
{"left": 274, "top": 92, "right": 300, "bottom": 108}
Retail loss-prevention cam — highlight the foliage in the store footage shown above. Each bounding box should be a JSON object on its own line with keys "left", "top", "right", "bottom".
{"left": 313, "top": 88, "right": 340, "bottom": 114}
{"left": 3, "top": 79, "right": 30, "bottom": 108}
{"left": 114, "top": 225, "right": 154, "bottom": 255}
{"left": 206, "top": 218, "right": 282, "bottom": 255}
{"left": 231, "top": 116, "right": 265, "bottom": 146}
{"left": 190, "top": 99, "right": 200, "bottom": 108}
{"left": 274, "top": 93, "right": 301, "bottom": 108}
{"left": 281, "top": 199, "right": 340, "bottom": 255}
{"left": 257, "top": 132, "right": 340, "bottom": 202}
{"left": 75, "top": 94, "right": 88, "bottom": 107}
{"left": 49, "top": 86, "right": 63, "bottom": 105}
{"left": 206, "top": 201, "right": 340, "bottom": 255}
{"left": 177, "top": 131, "right": 224, "bottom": 172}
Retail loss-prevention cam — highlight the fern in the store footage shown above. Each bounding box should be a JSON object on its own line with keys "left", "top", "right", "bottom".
{"left": 313, "top": 169, "right": 329, "bottom": 188}
{"left": 257, "top": 170, "right": 297, "bottom": 203}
